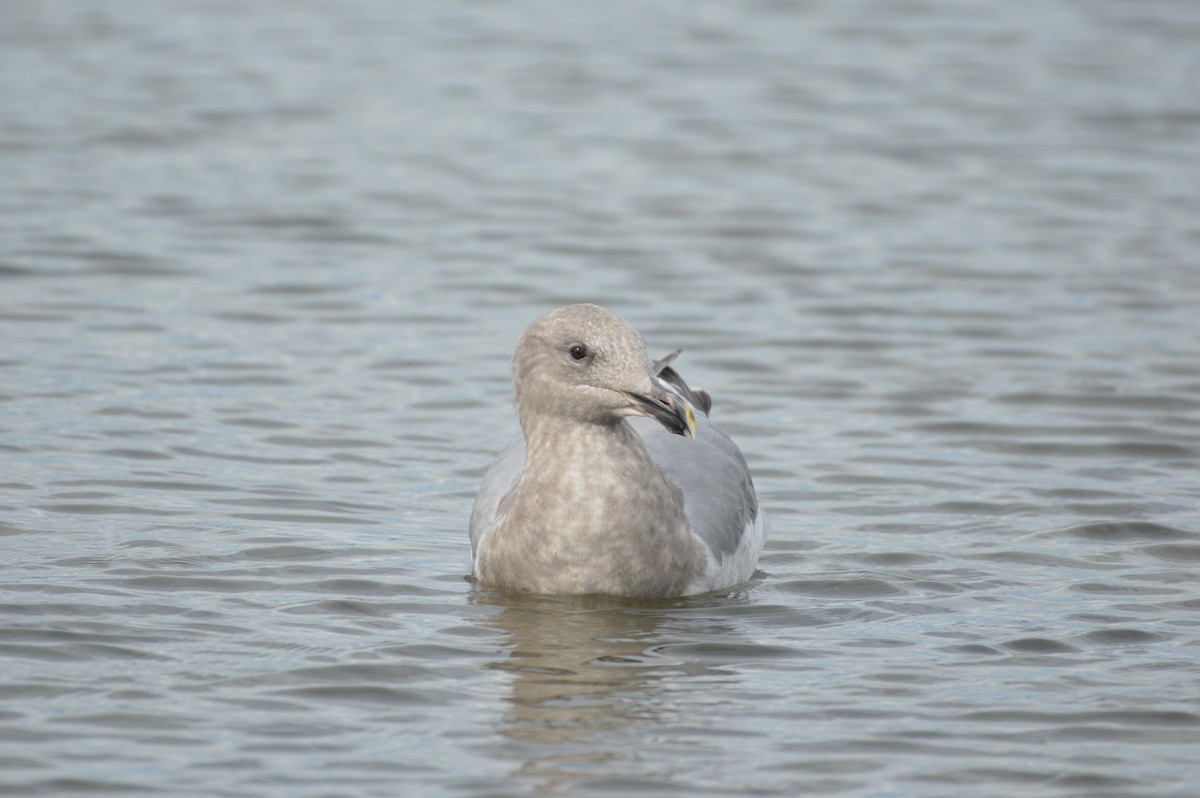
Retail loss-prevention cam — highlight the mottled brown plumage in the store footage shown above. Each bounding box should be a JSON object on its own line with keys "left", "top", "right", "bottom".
{"left": 470, "top": 304, "right": 764, "bottom": 597}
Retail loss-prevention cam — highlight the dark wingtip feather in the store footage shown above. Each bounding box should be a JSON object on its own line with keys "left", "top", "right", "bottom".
{"left": 653, "top": 352, "right": 714, "bottom": 417}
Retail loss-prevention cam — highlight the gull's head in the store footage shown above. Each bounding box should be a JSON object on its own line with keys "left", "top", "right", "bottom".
{"left": 512, "top": 303, "right": 696, "bottom": 439}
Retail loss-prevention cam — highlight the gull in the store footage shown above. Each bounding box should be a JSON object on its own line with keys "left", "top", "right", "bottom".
{"left": 469, "top": 304, "right": 765, "bottom": 597}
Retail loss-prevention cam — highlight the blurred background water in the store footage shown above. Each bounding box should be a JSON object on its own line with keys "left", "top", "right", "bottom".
{"left": 2, "top": 1, "right": 1199, "bottom": 796}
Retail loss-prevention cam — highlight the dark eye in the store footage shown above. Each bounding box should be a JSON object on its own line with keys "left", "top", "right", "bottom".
{"left": 569, "top": 344, "right": 589, "bottom": 361}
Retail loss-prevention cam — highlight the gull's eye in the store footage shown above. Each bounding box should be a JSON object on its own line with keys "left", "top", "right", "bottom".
{"left": 569, "top": 344, "right": 589, "bottom": 361}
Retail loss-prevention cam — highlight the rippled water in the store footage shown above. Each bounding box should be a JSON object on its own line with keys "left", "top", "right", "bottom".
{"left": 3, "top": 1, "right": 1199, "bottom": 796}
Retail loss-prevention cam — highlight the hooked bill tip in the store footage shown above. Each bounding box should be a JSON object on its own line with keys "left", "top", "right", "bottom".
{"left": 682, "top": 402, "right": 698, "bottom": 441}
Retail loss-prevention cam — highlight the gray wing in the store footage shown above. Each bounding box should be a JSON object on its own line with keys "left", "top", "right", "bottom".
{"left": 631, "top": 360, "right": 759, "bottom": 559}
{"left": 468, "top": 434, "right": 524, "bottom": 558}
{"left": 630, "top": 413, "right": 758, "bottom": 559}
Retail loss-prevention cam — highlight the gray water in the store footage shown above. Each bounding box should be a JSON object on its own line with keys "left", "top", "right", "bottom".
{"left": 3, "top": 1, "right": 1199, "bottom": 796}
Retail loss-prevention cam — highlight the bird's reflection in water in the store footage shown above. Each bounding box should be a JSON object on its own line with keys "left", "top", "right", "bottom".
{"left": 474, "top": 590, "right": 735, "bottom": 793}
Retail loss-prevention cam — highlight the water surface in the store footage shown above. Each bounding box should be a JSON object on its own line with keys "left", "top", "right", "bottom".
{"left": 2, "top": 1, "right": 1199, "bottom": 796}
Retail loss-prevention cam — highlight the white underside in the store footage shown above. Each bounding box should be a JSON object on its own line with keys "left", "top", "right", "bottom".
{"left": 685, "top": 508, "right": 767, "bottom": 595}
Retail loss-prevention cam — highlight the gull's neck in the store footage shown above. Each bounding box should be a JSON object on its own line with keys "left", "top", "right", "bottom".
{"left": 522, "top": 413, "right": 648, "bottom": 478}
